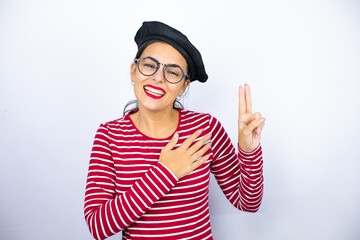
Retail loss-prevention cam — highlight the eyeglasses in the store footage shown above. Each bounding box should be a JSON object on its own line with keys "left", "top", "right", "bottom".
{"left": 134, "top": 57, "right": 189, "bottom": 84}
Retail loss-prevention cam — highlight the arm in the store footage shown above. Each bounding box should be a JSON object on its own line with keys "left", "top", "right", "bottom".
{"left": 209, "top": 116, "right": 264, "bottom": 212}
{"left": 83, "top": 124, "right": 178, "bottom": 240}
{"left": 210, "top": 84, "right": 265, "bottom": 212}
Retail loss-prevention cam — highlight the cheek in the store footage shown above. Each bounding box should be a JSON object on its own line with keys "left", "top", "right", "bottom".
{"left": 132, "top": 72, "right": 148, "bottom": 86}
{"left": 175, "top": 83, "right": 187, "bottom": 96}
{"left": 134, "top": 82, "right": 144, "bottom": 94}
{"left": 132, "top": 79, "right": 144, "bottom": 97}
{"left": 132, "top": 71, "right": 141, "bottom": 82}
{"left": 176, "top": 87, "right": 183, "bottom": 96}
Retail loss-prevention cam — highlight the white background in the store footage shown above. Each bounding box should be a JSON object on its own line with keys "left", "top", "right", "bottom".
{"left": 1, "top": 0, "right": 359, "bottom": 239}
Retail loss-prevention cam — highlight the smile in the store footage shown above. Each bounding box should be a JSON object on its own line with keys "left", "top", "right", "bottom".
{"left": 143, "top": 85, "right": 166, "bottom": 99}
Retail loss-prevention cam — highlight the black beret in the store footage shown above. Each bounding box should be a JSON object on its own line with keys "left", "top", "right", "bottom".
{"left": 134, "top": 21, "right": 208, "bottom": 83}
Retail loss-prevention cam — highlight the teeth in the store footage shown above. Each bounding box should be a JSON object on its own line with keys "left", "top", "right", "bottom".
{"left": 144, "top": 86, "right": 165, "bottom": 96}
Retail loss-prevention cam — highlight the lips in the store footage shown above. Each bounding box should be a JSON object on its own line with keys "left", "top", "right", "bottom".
{"left": 143, "top": 85, "right": 166, "bottom": 99}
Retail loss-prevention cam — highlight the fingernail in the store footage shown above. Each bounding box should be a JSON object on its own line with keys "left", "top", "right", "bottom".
{"left": 206, "top": 134, "right": 212, "bottom": 140}
{"left": 258, "top": 118, "right": 265, "bottom": 123}
{"left": 197, "top": 129, "right": 204, "bottom": 134}
{"left": 174, "top": 132, "right": 179, "bottom": 138}
{"left": 207, "top": 142, "right": 212, "bottom": 148}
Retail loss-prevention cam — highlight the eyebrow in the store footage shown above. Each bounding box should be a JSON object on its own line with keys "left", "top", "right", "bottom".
{"left": 144, "top": 56, "right": 186, "bottom": 69}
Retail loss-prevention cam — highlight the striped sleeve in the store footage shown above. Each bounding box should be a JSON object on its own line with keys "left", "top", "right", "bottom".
{"left": 84, "top": 124, "right": 178, "bottom": 240}
{"left": 209, "top": 116, "right": 264, "bottom": 212}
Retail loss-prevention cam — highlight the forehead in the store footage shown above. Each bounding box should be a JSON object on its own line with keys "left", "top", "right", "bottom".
{"left": 140, "top": 42, "right": 188, "bottom": 69}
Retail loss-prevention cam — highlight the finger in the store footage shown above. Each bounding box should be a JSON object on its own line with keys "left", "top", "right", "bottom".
{"left": 244, "top": 84, "right": 252, "bottom": 114}
{"left": 163, "top": 132, "right": 179, "bottom": 152}
{"left": 252, "top": 112, "right": 261, "bottom": 121}
{"left": 191, "top": 154, "right": 211, "bottom": 171}
{"left": 254, "top": 127, "right": 261, "bottom": 139}
{"left": 258, "top": 118, "right": 265, "bottom": 130}
{"left": 244, "top": 117, "right": 265, "bottom": 135}
{"left": 257, "top": 117, "right": 266, "bottom": 126}
{"left": 187, "top": 133, "right": 211, "bottom": 155}
{"left": 180, "top": 129, "right": 203, "bottom": 149}
{"left": 239, "top": 112, "right": 260, "bottom": 129}
{"left": 254, "top": 120, "right": 265, "bottom": 138}
{"left": 239, "top": 85, "right": 246, "bottom": 118}
{"left": 191, "top": 142, "right": 211, "bottom": 160}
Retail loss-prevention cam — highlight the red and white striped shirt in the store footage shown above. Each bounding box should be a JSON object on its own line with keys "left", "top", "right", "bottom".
{"left": 84, "top": 108, "right": 263, "bottom": 240}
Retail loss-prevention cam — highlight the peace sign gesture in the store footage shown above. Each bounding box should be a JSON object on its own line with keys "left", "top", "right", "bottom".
{"left": 238, "top": 84, "right": 265, "bottom": 152}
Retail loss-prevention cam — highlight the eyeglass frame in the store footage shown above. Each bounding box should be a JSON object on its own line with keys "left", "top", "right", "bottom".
{"left": 134, "top": 56, "right": 190, "bottom": 84}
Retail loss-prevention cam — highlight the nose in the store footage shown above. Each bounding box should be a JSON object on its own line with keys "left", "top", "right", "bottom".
{"left": 152, "top": 64, "right": 166, "bottom": 83}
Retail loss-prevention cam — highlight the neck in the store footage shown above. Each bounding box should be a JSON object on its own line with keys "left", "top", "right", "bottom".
{"left": 131, "top": 106, "right": 180, "bottom": 139}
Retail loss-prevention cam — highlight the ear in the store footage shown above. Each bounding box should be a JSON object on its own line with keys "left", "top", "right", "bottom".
{"left": 178, "top": 79, "right": 190, "bottom": 97}
{"left": 130, "top": 62, "right": 136, "bottom": 82}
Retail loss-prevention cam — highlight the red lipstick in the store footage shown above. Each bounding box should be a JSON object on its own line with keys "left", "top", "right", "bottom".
{"left": 143, "top": 85, "right": 166, "bottom": 99}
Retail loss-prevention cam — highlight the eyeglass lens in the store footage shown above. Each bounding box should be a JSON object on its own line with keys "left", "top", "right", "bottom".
{"left": 137, "top": 57, "right": 184, "bottom": 83}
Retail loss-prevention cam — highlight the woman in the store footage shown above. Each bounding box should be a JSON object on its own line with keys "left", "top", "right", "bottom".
{"left": 84, "top": 21, "right": 265, "bottom": 240}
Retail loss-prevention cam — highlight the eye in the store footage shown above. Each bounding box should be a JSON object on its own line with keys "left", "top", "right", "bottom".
{"left": 143, "top": 63, "right": 156, "bottom": 69}
{"left": 167, "top": 69, "right": 179, "bottom": 76}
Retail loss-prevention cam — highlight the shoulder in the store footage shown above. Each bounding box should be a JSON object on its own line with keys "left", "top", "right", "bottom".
{"left": 180, "top": 109, "right": 228, "bottom": 142}
{"left": 181, "top": 108, "right": 210, "bottom": 120}
{"left": 94, "top": 114, "right": 139, "bottom": 142}
{"left": 98, "top": 114, "right": 133, "bottom": 131}
{"left": 180, "top": 108, "right": 220, "bottom": 127}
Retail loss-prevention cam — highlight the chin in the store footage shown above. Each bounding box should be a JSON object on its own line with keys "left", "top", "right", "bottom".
{"left": 138, "top": 101, "right": 173, "bottom": 113}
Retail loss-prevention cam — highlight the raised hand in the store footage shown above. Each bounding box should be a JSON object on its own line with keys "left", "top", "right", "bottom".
{"left": 238, "top": 84, "right": 265, "bottom": 152}
{"left": 159, "top": 129, "right": 212, "bottom": 179}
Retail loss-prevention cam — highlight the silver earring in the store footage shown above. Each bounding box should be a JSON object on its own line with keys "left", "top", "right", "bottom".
{"left": 131, "top": 81, "right": 134, "bottom": 86}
